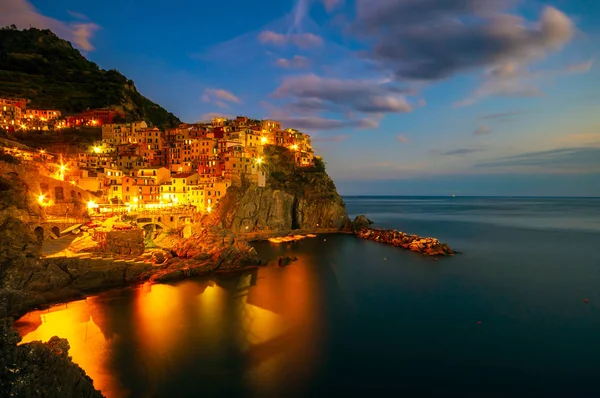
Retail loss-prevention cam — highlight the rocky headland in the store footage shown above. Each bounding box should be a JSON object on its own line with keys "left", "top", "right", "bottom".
{"left": 0, "top": 146, "right": 351, "bottom": 396}
{"left": 214, "top": 145, "right": 350, "bottom": 237}
{"left": 351, "top": 215, "right": 457, "bottom": 256}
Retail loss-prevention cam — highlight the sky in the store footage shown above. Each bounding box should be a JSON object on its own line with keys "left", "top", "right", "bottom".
{"left": 2, "top": 0, "right": 600, "bottom": 196}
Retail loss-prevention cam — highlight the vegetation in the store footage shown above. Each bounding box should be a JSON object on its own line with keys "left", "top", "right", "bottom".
{"left": 0, "top": 27, "right": 181, "bottom": 129}
{"left": 262, "top": 145, "right": 334, "bottom": 195}
{"left": 6, "top": 127, "right": 101, "bottom": 153}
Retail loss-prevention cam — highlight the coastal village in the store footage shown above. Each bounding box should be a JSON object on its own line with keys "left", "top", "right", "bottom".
{"left": 1, "top": 97, "right": 316, "bottom": 216}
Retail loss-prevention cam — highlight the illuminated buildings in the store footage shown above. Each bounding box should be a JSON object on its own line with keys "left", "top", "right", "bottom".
{"left": 4, "top": 114, "right": 314, "bottom": 214}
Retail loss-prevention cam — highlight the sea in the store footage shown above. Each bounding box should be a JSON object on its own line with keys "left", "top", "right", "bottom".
{"left": 14, "top": 196, "right": 600, "bottom": 398}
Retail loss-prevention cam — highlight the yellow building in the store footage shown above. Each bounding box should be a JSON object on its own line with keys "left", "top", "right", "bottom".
{"left": 163, "top": 172, "right": 200, "bottom": 205}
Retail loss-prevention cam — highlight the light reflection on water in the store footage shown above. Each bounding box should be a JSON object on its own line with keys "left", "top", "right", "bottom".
{"left": 14, "top": 256, "right": 324, "bottom": 398}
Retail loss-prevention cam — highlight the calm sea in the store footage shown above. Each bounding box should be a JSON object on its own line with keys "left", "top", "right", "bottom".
{"left": 14, "top": 196, "right": 600, "bottom": 397}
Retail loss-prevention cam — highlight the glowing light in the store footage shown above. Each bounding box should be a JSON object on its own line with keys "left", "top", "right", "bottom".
{"left": 256, "top": 157, "right": 263, "bottom": 165}
{"left": 37, "top": 194, "right": 45, "bottom": 204}
{"left": 60, "top": 165, "right": 67, "bottom": 172}
{"left": 133, "top": 197, "right": 139, "bottom": 203}
{"left": 39, "top": 149, "right": 45, "bottom": 154}
{"left": 260, "top": 137, "right": 267, "bottom": 144}
{"left": 207, "top": 206, "right": 212, "bottom": 213}
{"left": 91, "top": 120, "right": 98, "bottom": 126}
{"left": 93, "top": 146, "right": 101, "bottom": 154}
{"left": 20, "top": 124, "right": 26, "bottom": 129}
{"left": 87, "top": 200, "right": 98, "bottom": 209}
{"left": 291, "top": 144, "right": 298, "bottom": 151}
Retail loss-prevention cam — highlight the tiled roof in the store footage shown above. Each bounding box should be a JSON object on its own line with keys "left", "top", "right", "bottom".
{"left": 173, "top": 172, "right": 197, "bottom": 179}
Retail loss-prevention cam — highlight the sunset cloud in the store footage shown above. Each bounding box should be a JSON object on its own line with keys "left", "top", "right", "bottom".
{"left": 474, "top": 126, "right": 492, "bottom": 136}
{"left": 258, "top": 30, "right": 323, "bottom": 48}
{"left": 202, "top": 88, "right": 241, "bottom": 106}
{"left": 0, "top": 0, "right": 99, "bottom": 51}
{"left": 275, "top": 55, "right": 310, "bottom": 69}
{"left": 273, "top": 74, "right": 413, "bottom": 115}
{"left": 354, "top": 2, "right": 574, "bottom": 82}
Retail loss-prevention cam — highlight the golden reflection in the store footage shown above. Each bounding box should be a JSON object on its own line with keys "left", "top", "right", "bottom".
{"left": 240, "top": 255, "right": 322, "bottom": 392}
{"left": 14, "top": 299, "right": 125, "bottom": 398}
{"left": 12, "top": 252, "right": 327, "bottom": 398}
{"left": 133, "top": 282, "right": 186, "bottom": 357}
{"left": 235, "top": 273, "right": 283, "bottom": 350}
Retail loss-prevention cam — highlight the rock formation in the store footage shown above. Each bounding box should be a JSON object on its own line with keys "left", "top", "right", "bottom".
{"left": 216, "top": 145, "right": 350, "bottom": 235}
{"left": 0, "top": 174, "right": 103, "bottom": 397}
{"left": 0, "top": 319, "right": 103, "bottom": 398}
{"left": 352, "top": 215, "right": 456, "bottom": 256}
{"left": 147, "top": 227, "right": 262, "bottom": 283}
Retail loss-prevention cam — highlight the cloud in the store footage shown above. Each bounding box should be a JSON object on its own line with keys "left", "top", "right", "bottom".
{"left": 202, "top": 88, "right": 241, "bottom": 105}
{"left": 275, "top": 115, "right": 376, "bottom": 131}
{"left": 275, "top": 55, "right": 310, "bottom": 69}
{"left": 396, "top": 134, "right": 409, "bottom": 143}
{"left": 258, "top": 30, "right": 323, "bottom": 48}
{"left": 564, "top": 60, "right": 593, "bottom": 74}
{"left": 66, "top": 10, "right": 88, "bottom": 20}
{"left": 439, "top": 147, "right": 487, "bottom": 156}
{"left": 354, "top": 2, "right": 574, "bottom": 82}
{"left": 1, "top": 0, "right": 100, "bottom": 51}
{"left": 322, "top": 0, "right": 344, "bottom": 13}
{"left": 475, "top": 147, "right": 600, "bottom": 172}
{"left": 473, "top": 126, "right": 492, "bottom": 136}
{"left": 273, "top": 74, "right": 413, "bottom": 114}
{"left": 457, "top": 57, "right": 592, "bottom": 106}
{"left": 198, "top": 112, "right": 233, "bottom": 122}
{"left": 257, "top": 30, "right": 287, "bottom": 45}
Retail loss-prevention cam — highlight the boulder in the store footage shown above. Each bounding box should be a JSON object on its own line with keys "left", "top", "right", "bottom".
{"left": 351, "top": 215, "right": 374, "bottom": 231}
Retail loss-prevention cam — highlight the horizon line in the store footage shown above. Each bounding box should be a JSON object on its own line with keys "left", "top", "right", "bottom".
{"left": 340, "top": 195, "right": 600, "bottom": 198}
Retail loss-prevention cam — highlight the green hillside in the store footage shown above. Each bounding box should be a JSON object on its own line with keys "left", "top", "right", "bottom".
{"left": 0, "top": 26, "right": 181, "bottom": 129}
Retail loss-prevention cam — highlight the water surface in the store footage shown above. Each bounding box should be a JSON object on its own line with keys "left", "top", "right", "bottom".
{"left": 15, "top": 196, "right": 600, "bottom": 397}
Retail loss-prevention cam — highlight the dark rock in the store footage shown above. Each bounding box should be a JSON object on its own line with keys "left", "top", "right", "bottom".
{"left": 355, "top": 227, "right": 457, "bottom": 257}
{"left": 0, "top": 318, "right": 103, "bottom": 397}
{"left": 351, "top": 215, "right": 374, "bottom": 231}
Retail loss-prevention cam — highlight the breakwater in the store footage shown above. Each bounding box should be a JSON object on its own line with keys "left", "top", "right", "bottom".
{"left": 355, "top": 228, "right": 456, "bottom": 256}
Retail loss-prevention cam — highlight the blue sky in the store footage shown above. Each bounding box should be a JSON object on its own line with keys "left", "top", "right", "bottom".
{"left": 3, "top": 0, "right": 600, "bottom": 196}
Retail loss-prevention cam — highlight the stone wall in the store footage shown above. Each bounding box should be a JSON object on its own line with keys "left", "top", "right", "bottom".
{"left": 90, "top": 229, "right": 145, "bottom": 256}
{"left": 0, "top": 161, "right": 93, "bottom": 219}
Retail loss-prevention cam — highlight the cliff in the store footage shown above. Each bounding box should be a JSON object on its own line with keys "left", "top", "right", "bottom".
{"left": 216, "top": 145, "right": 350, "bottom": 235}
{"left": 0, "top": 173, "right": 103, "bottom": 397}
{"left": 0, "top": 27, "right": 180, "bottom": 129}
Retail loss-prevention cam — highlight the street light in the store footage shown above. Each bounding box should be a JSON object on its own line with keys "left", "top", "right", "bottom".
{"left": 37, "top": 194, "right": 45, "bottom": 205}
{"left": 256, "top": 157, "right": 263, "bottom": 165}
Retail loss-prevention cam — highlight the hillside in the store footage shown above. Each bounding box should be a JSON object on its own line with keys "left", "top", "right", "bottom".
{"left": 0, "top": 26, "right": 181, "bottom": 129}
{"left": 216, "top": 145, "right": 350, "bottom": 235}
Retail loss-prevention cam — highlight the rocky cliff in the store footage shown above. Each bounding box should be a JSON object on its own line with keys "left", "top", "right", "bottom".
{"left": 216, "top": 145, "right": 350, "bottom": 235}
{"left": 0, "top": 173, "right": 104, "bottom": 397}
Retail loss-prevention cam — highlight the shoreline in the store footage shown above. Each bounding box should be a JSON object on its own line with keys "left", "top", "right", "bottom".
{"left": 9, "top": 224, "right": 456, "bottom": 320}
{"left": 7, "top": 229, "right": 352, "bottom": 321}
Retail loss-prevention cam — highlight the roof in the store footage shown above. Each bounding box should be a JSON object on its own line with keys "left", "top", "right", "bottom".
{"left": 172, "top": 172, "right": 198, "bottom": 179}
